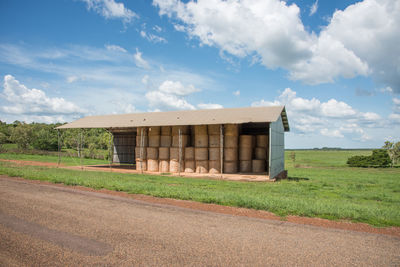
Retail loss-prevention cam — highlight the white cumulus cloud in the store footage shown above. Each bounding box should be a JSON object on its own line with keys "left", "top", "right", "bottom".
{"left": 197, "top": 103, "right": 223, "bottom": 109}
{"left": 154, "top": 0, "right": 400, "bottom": 92}
{"left": 140, "top": 31, "right": 167, "bottom": 43}
{"left": 158, "top": 80, "right": 200, "bottom": 96}
{"left": 105, "top": 44, "right": 127, "bottom": 53}
{"left": 1, "top": 75, "right": 86, "bottom": 117}
{"left": 81, "top": 0, "right": 137, "bottom": 24}
{"left": 309, "top": 0, "right": 318, "bottom": 16}
{"left": 134, "top": 48, "right": 150, "bottom": 69}
{"left": 145, "top": 80, "right": 201, "bottom": 110}
{"left": 251, "top": 87, "right": 381, "bottom": 141}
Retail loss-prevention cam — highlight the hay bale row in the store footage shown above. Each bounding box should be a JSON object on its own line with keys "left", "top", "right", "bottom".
{"left": 133, "top": 125, "right": 269, "bottom": 174}
{"left": 252, "top": 135, "right": 268, "bottom": 173}
{"left": 172, "top": 135, "right": 190, "bottom": 147}
{"left": 172, "top": 125, "right": 189, "bottom": 135}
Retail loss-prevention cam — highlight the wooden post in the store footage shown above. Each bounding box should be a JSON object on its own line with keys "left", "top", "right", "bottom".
{"left": 108, "top": 130, "right": 113, "bottom": 171}
{"left": 80, "top": 130, "right": 83, "bottom": 170}
{"left": 220, "top": 125, "right": 224, "bottom": 178}
{"left": 140, "top": 128, "right": 144, "bottom": 174}
{"left": 178, "top": 129, "right": 182, "bottom": 176}
{"left": 57, "top": 130, "right": 61, "bottom": 168}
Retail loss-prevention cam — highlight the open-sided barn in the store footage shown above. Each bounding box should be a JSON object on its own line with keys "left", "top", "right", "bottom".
{"left": 57, "top": 106, "right": 289, "bottom": 179}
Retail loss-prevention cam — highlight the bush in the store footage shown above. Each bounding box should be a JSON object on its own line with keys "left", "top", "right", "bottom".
{"left": 347, "top": 149, "right": 391, "bottom": 168}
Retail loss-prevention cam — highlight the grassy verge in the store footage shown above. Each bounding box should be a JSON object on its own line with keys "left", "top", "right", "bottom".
{"left": 0, "top": 152, "right": 108, "bottom": 166}
{"left": 0, "top": 157, "right": 399, "bottom": 227}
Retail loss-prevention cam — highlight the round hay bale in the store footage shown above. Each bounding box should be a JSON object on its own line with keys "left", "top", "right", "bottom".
{"left": 255, "top": 147, "right": 267, "bottom": 160}
{"left": 184, "top": 160, "right": 195, "bottom": 173}
{"left": 147, "top": 159, "right": 159, "bottom": 172}
{"left": 171, "top": 125, "right": 189, "bottom": 135}
{"left": 172, "top": 135, "right": 190, "bottom": 147}
{"left": 252, "top": 159, "right": 266, "bottom": 173}
{"left": 194, "top": 135, "right": 208, "bottom": 147}
{"left": 209, "top": 160, "right": 221, "bottom": 174}
{"left": 195, "top": 148, "right": 208, "bottom": 161}
{"left": 148, "top": 126, "right": 160, "bottom": 136}
{"left": 224, "top": 124, "right": 239, "bottom": 136}
{"left": 146, "top": 147, "right": 158, "bottom": 160}
{"left": 136, "top": 136, "right": 148, "bottom": 147}
{"left": 239, "top": 135, "right": 252, "bottom": 147}
{"left": 194, "top": 125, "right": 208, "bottom": 135}
{"left": 256, "top": 135, "right": 268, "bottom": 148}
{"left": 137, "top": 127, "right": 148, "bottom": 136}
{"left": 135, "top": 147, "right": 147, "bottom": 160}
{"left": 148, "top": 135, "right": 160, "bottom": 147}
{"left": 224, "top": 148, "right": 238, "bottom": 161}
{"left": 169, "top": 147, "right": 180, "bottom": 161}
{"left": 209, "top": 148, "right": 220, "bottom": 161}
{"left": 158, "top": 147, "right": 169, "bottom": 160}
{"left": 160, "top": 135, "right": 172, "bottom": 147}
{"left": 224, "top": 135, "right": 238, "bottom": 148}
{"left": 136, "top": 160, "right": 147, "bottom": 171}
{"left": 185, "top": 147, "right": 194, "bottom": 160}
{"left": 161, "top": 126, "right": 171, "bottom": 135}
{"left": 208, "top": 124, "right": 221, "bottom": 135}
{"left": 239, "top": 147, "right": 252, "bottom": 161}
{"left": 159, "top": 160, "right": 169, "bottom": 173}
{"left": 239, "top": 160, "right": 252, "bottom": 173}
{"left": 224, "top": 161, "right": 238, "bottom": 173}
{"left": 209, "top": 135, "right": 220, "bottom": 148}
{"left": 169, "top": 160, "right": 184, "bottom": 173}
{"left": 196, "top": 160, "right": 209, "bottom": 173}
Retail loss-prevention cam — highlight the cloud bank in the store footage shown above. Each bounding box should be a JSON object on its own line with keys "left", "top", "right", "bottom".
{"left": 154, "top": 0, "right": 400, "bottom": 92}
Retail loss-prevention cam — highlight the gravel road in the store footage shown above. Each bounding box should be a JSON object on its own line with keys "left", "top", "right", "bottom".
{"left": 0, "top": 176, "right": 399, "bottom": 266}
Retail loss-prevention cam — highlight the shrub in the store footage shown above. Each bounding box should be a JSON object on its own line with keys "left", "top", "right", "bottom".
{"left": 347, "top": 149, "right": 390, "bottom": 168}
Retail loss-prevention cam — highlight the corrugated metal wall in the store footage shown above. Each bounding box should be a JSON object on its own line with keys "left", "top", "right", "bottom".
{"left": 269, "top": 116, "right": 285, "bottom": 178}
{"left": 113, "top": 133, "right": 135, "bottom": 164}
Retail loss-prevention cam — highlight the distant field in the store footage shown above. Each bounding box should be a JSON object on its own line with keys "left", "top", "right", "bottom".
{"left": 0, "top": 149, "right": 399, "bottom": 227}
{"left": 285, "top": 149, "right": 373, "bottom": 168}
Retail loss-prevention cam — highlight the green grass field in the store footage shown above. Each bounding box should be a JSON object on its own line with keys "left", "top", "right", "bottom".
{"left": 0, "top": 150, "right": 399, "bottom": 227}
{"left": 0, "top": 152, "right": 108, "bottom": 166}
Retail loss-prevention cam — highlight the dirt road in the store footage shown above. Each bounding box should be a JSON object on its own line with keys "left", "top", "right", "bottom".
{"left": 1, "top": 177, "right": 399, "bottom": 266}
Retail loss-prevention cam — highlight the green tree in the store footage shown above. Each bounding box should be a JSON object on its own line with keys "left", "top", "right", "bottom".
{"left": 31, "top": 124, "right": 58, "bottom": 151}
{"left": 383, "top": 141, "right": 400, "bottom": 167}
{"left": 0, "top": 132, "right": 7, "bottom": 150}
{"left": 10, "top": 123, "right": 33, "bottom": 149}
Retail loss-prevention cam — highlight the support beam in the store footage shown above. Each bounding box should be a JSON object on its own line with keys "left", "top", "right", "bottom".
{"left": 220, "top": 124, "right": 224, "bottom": 178}
{"left": 57, "top": 130, "right": 61, "bottom": 168}
{"left": 178, "top": 129, "right": 182, "bottom": 177}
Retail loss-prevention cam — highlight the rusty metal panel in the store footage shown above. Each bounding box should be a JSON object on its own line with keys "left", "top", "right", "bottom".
{"left": 269, "top": 116, "right": 285, "bottom": 179}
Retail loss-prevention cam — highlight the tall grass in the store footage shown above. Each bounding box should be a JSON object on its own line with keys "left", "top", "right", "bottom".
{"left": 1, "top": 150, "right": 399, "bottom": 227}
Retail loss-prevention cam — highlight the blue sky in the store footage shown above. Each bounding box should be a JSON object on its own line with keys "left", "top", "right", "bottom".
{"left": 0, "top": 0, "right": 399, "bottom": 148}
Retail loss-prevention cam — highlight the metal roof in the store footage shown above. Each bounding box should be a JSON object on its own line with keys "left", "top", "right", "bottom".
{"left": 57, "top": 106, "right": 289, "bottom": 131}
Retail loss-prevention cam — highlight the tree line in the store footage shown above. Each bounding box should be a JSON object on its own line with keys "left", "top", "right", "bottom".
{"left": 0, "top": 121, "right": 112, "bottom": 159}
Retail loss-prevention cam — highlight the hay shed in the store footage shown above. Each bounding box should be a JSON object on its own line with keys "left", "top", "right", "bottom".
{"left": 57, "top": 106, "right": 289, "bottom": 179}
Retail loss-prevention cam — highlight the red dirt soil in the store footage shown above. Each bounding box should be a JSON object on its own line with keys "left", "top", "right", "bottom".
{"left": 1, "top": 159, "right": 399, "bottom": 237}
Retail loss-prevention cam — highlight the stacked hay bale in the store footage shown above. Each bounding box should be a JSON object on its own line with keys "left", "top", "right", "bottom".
{"left": 184, "top": 147, "right": 195, "bottom": 173}
{"left": 194, "top": 125, "right": 208, "bottom": 173}
{"left": 170, "top": 126, "right": 189, "bottom": 172}
{"left": 159, "top": 126, "right": 171, "bottom": 172}
{"left": 208, "top": 124, "right": 221, "bottom": 173}
{"left": 147, "top": 126, "right": 160, "bottom": 172}
{"left": 224, "top": 124, "right": 239, "bottom": 173}
{"left": 135, "top": 127, "right": 148, "bottom": 171}
{"left": 253, "top": 135, "right": 268, "bottom": 173}
{"left": 239, "top": 135, "right": 252, "bottom": 172}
